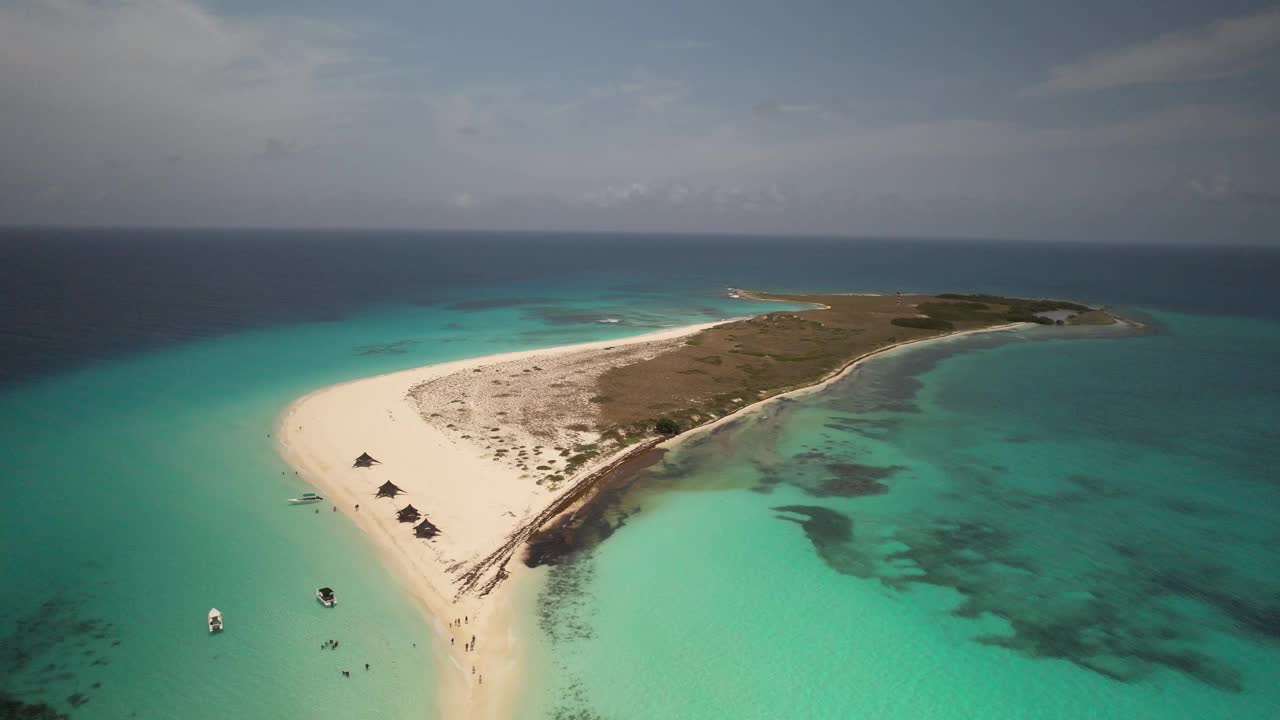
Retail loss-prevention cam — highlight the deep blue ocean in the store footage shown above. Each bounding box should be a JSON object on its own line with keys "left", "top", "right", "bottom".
{"left": 4, "top": 229, "right": 1277, "bottom": 388}
{"left": 2, "top": 228, "right": 1278, "bottom": 719}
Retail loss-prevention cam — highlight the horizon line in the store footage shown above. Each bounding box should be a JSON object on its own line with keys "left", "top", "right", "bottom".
{"left": 2, "top": 223, "right": 1275, "bottom": 248}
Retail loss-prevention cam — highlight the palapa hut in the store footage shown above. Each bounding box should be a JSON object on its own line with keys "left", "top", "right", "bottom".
{"left": 353, "top": 452, "right": 380, "bottom": 468}
{"left": 375, "top": 480, "right": 403, "bottom": 499}
{"left": 413, "top": 518, "right": 441, "bottom": 539}
{"left": 397, "top": 504, "right": 421, "bottom": 523}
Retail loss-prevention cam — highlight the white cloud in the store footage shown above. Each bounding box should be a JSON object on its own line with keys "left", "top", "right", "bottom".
{"left": 579, "top": 181, "right": 787, "bottom": 214}
{"left": 666, "top": 183, "right": 692, "bottom": 206}
{"left": 523, "top": 104, "right": 1278, "bottom": 200}
{"left": 0, "top": 0, "right": 379, "bottom": 179}
{"left": 2, "top": 1, "right": 1275, "bottom": 241}
{"left": 1186, "top": 174, "right": 1235, "bottom": 200}
{"left": 1033, "top": 8, "right": 1280, "bottom": 94}
{"left": 1173, "top": 174, "right": 1280, "bottom": 206}
{"left": 581, "top": 183, "right": 652, "bottom": 208}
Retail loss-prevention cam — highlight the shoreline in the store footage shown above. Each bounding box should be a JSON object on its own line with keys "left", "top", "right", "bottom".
{"left": 275, "top": 321, "right": 737, "bottom": 720}
{"left": 275, "top": 316, "right": 1032, "bottom": 719}
{"left": 521, "top": 321, "right": 1032, "bottom": 565}
{"left": 662, "top": 321, "right": 1028, "bottom": 443}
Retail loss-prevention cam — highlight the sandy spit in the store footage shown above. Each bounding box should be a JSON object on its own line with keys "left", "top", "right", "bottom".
{"left": 275, "top": 321, "right": 732, "bottom": 720}
{"left": 276, "top": 315, "right": 1029, "bottom": 719}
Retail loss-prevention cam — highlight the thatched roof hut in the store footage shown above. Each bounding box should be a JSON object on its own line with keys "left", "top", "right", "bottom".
{"left": 375, "top": 481, "right": 403, "bottom": 498}
{"left": 353, "top": 452, "right": 380, "bottom": 468}
{"left": 413, "top": 518, "right": 441, "bottom": 539}
{"left": 397, "top": 504, "right": 421, "bottom": 523}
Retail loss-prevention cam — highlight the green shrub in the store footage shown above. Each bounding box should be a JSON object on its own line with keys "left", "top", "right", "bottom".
{"left": 654, "top": 417, "right": 682, "bottom": 436}
{"left": 938, "top": 293, "right": 1088, "bottom": 313}
{"left": 1004, "top": 311, "right": 1054, "bottom": 324}
{"left": 917, "top": 302, "right": 1001, "bottom": 323}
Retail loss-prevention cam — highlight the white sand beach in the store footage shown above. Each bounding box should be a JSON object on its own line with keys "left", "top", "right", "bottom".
{"left": 276, "top": 321, "right": 731, "bottom": 720}
{"left": 276, "top": 317, "right": 1028, "bottom": 719}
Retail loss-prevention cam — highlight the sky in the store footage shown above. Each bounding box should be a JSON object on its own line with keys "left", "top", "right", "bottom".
{"left": 2, "top": 0, "right": 1279, "bottom": 242}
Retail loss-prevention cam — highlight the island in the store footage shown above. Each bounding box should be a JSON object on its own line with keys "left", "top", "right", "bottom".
{"left": 276, "top": 290, "right": 1120, "bottom": 719}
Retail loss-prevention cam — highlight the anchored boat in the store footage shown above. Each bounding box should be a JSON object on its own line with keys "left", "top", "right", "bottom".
{"left": 316, "top": 587, "right": 336, "bottom": 607}
{"left": 288, "top": 492, "right": 323, "bottom": 505}
{"left": 208, "top": 608, "right": 223, "bottom": 633}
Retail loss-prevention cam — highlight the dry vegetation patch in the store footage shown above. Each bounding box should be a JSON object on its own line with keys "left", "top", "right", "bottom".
{"left": 594, "top": 292, "right": 1039, "bottom": 437}
{"left": 406, "top": 291, "right": 1110, "bottom": 494}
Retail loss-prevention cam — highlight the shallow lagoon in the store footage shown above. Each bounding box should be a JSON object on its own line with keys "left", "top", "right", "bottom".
{"left": 522, "top": 314, "right": 1280, "bottom": 719}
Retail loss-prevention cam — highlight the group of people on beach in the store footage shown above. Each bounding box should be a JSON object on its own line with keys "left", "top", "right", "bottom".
{"left": 450, "top": 617, "right": 478, "bottom": 649}
{"left": 450, "top": 620, "right": 479, "bottom": 653}
{"left": 451, "top": 616, "right": 482, "bottom": 685}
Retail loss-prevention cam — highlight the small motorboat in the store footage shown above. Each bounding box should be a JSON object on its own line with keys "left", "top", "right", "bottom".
{"left": 208, "top": 608, "right": 223, "bottom": 633}
{"left": 316, "top": 587, "right": 337, "bottom": 608}
{"left": 288, "top": 492, "right": 323, "bottom": 505}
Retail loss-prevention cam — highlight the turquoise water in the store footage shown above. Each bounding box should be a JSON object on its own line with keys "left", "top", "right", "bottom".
{"left": 6, "top": 231, "right": 1280, "bottom": 719}
{"left": 522, "top": 314, "right": 1280, "bottom": 719}
{"left": 0, "top": 291, "right": 781, "bottom": 718}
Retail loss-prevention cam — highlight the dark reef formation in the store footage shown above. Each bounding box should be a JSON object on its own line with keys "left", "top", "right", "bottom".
{"left": 353, "top": 339, "right": 421, "bottom": 356}
{"left": 530, "top": 311, "right": 1267, "bottom": 697}
{"left": 1, "top": 693, "right": 70, "bottom": 720}
{"left": 2, "top": 591, "right": 120, "bottom": 718}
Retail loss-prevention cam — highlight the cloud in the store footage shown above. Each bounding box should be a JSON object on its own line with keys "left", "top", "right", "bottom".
{"left": 1033, "top": 8, "right": 1280, "bottom": 94}
{"left": 551, "top": 104, "right": 1279, "bottom": 194}
{"left": 1174, "top": 174, "right": 1280, "bottom": 206}
{"left": 579, "top": 181, "right": 787, "bottom": 214}
{"left": 580, "top": 182, "right": 654, "bottom": 208}
{"left": 2, "top": 1, "right": 1275, "bottom": 243}
{"left": 0, "top": 0, "right": 380, "bottom": 177}
{"left": 1185, "top": 174, "right": 1235, "bottom": 200}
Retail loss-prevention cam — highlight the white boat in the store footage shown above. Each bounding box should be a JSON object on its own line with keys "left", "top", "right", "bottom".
{"left": 288, "top": 492, "right": 323, "bottom": 505}
{"left": 316, "top": 587, "right": 336, "bottom": 608}
{"left": 208, "top": 608, "right": 223, "bottom": 633}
